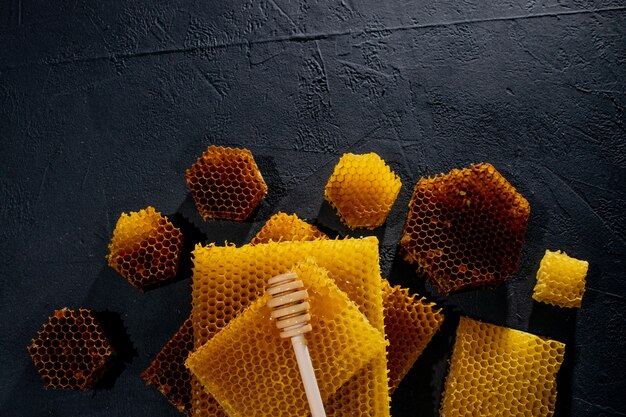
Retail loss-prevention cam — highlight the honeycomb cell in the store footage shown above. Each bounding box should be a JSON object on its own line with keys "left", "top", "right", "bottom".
{"left": 441, "top": 317, "right": 565, "bottom": 417}
{"left": 250, "top": 212, "right": 327, "bottom": 245}
{"left": 185, "top": 145, "right": 268, "bottom": 221}
{"left": 324, "top": 153, "right": 402, "bottom": 230}
{"left": 399, "top": 163, "right": 530, "bottom": 294}
{"left": 190, "top": 237, "right": 389, "bottom": 417}
{"left": 382, "top": 280, "right": 444, "bottom": 392}
{"left": 27, "top": 308, "right": 114, "bottom": 390}
{"left": 141, "top": 317, "right": 194, "bottom": 416}
{"left": 107, "top": 206, "right": 183, "bottom": 291}
{"left": 186, "top": 259, "right": 388, "bottom": 417}
{"left": 533, "top": 250, "right": 589, "bottom": 308}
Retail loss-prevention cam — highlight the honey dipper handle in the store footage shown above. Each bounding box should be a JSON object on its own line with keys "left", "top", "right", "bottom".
{"left": 291, "top": 335, "right": 326, "bottom": 417}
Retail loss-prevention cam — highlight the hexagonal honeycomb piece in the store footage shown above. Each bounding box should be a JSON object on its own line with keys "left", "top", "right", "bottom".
{"left": 400, "top": 163, "right": 530, "bottom": 294}
{"left": 107, "top": 206, "right": 183, "bottom": 291}
{"left": 441, "top": 317, "right": 565, "bottom": 417}
{"left": 533, "top": 249, "right": 589, "bottom": 308}
{"left": 186, "top": 259, "right": 388, "bottom": 417}
{"left": 27, "top": 308, "right": 115, "bottom": 390}
{"left": 250, "top": 212, "right": 327, "bottom": 244}
{"left": 324, "top": 153, "right": 401, "bottom": 229}
{"left": 185, "top": 145, "right": 268, "bottom": 221}
{"left": 382, "top": 280, "right": 444, "bottom": 392}
{"left": 141, "top": 317, "right": 194, "bottom": 416}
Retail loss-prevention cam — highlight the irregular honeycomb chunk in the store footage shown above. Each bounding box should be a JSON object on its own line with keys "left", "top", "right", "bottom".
{"left": 250, "top": 212, "right": 327, "bottom": 244}
{"left": 27, "top": 308, "right": 114, "bottom": 390}
{"left": 441, "top": 317, "right": 565, "bottom": 417}
{"left": 185, "top": 145, "right": 268, "bottom": 221}
{"left": 191, "top": 237, "right": 389, "bottom": 417}
{"left": 324, "top": 153, "right": 401, "bottom": 229}
{"left": 382, "top": 280, "right": 444, "bottom": 392}
{"left": 107, "top": 206, "right": 183, "bottom": 291}
{"left": 187, "top": 259, "right": 388, "bottom": 417}
{"left": 141, "top": 317, "right": 194, "bottom": 416}
{"left": 533, "top": 250, "right": 589, "bottom": 308}
{"left": 400, "top": 163, "right": 530, "bottom": 294}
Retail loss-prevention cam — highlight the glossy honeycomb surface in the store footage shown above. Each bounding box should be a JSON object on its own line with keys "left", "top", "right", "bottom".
{"left": 382, "top": 280, "right": 444, "bottom": 392}
{"left": 141, "top": 317, "right": 194, "bottom": 416}
{"left": 187, "top": 259, "right": 387, "bottom": 417}
{"left": 400, "top": 163, "right": 530, "bottom": 294}
{"left": 27, "top": 308, "right": 114, "bottom": 390}
{"left": 324, "top": 153, "right": 401, "bottom": 230}
{"left": 185, "top": 145, "right": 267, "bottom": 221}
{"left": 107, "top": 206, "right": 183, "bottom": 291}
{"left": 191, "top": 237, "right": 389, "bottom": 417}
{"left": 250, "top": 212, "right": 327, "bottom": 244}
{"left": 441, "top": 317, "right": 565, "bottom": 417}
{"left": 533, "top": 250, "right": 589, "bottom": 308}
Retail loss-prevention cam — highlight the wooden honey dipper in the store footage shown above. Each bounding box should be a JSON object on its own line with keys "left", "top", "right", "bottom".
{"left": 267, "top": 271, "right": 326, "bottom": 417}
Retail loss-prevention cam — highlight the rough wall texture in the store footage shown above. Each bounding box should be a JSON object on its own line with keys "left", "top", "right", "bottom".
{"left": 1, "top": 1, "right": 625, "bottom": 416}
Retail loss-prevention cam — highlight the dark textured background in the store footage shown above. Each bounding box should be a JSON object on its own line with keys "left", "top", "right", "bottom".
{"left": 1, "top": 1, "right": 625, "bottom": 416}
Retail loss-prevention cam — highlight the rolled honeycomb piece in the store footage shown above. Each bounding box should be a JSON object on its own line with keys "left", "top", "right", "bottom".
{"left": 107, "top": 206, "right": 183, "bottom": 291}
{"left": 250, "top": 212, "right": 327, "bottom": 244}
{"left": 185, "top": 145, "right": 268, "bottom": 221}
{"left": 324, "top": 153, "right": 402, "bottom": 229}
{"left": 533, "top": 249, "right": 589, "bottom": 308}
{"left": 400, "top": 163, "right": 530, "bottom": 294}
{"left": 441, "top": 317, "right": 565, "bottom": 417}
{"left": 382, "top": 280, "right": 444, "bottom": 393}
{"left": 141, "top": 317, "right": 194, "bottom": 416}
{"left": 27, "top": 308, "right": 115, "bottom": 390}
{"left": 187, "top": 259, "right": 388, "bottom": 417}
{"left": 191, "top": 237, "right": 390, "bottom": 417}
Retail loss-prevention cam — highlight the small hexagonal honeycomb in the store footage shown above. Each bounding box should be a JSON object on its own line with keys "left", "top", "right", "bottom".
{"left": 324, "top": 153, "right": 402, "bottom": 229}
{"left": 400, "top": 163, "right": 530, "bottom": 294}
{"left": 141, "top": 317, "right": 194, "bottom": 416}
{"left": 441, "top": 317, "right": 565, "bottom": 417}
{"left": 185, "top": 145, "right": 268, "bottom": 221}
{"left": 187, "top": 259, "right": 388, "bottom": 417}
{"left": 107, "top": 206, "right": 183, "bottom": 291}
{"left": 382, "top": 280, "right": 444, "bottom": 393}
{"left": 191, "top": 237, "right": 389, "bottom": 417}
{"left": 27, "top": 308, "right": 114, "bottom": 390}
{"left": 533, "top": 249, "right": 589, "bottom": 308}
{"left": 250, "top": 212, "right": 327, "bottom": 244}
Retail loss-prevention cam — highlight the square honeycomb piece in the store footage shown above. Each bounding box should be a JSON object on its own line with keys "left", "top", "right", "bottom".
{"left": 324, "top": 153, "right": 401, "bottom": 229}
{"left": 441, "top": 317, "right": 565, "bottom": 417}
{"left": 107, "top": 206, "right": 183, "bottom": 291}
{"left": 533, "top": 249, "right": 589, "bottom": 308}
{"left": 382, "top": 280, "right": 444, "bottom": 393}
{"left": 191, "top": 237, "right": 390, "bottom": 417}
{"left": 141, "top": 317, "right": 194, "bottom": 416}
{"left": 400, "top": 163, "right": 530, "bottom": 294}
{"left": 250, "top": 212, "right": 327, "bottom": 244}
{"left": 185, "top": 145, "right": 268, "bottom": 221}
{"left": 27, "top": 308, "right": 114, "bottom": 390}
{"left": 187, "top": 259, "right": 388, "bottom": 417}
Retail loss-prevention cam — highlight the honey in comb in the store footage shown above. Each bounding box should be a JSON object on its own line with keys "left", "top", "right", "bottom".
{"left": 141, "top": 317, "right": 194, "bottom": 416}
{"left": 186, "top": 258, "right": 388, "bottom": 417}
{"left": 533, "top": 249, "right": 589, "bottom": 308}
{"left": 441, "top": 317, "right": 565, "bottom": 417}
{"left": 107, "top": 206, "right": 183, "bottom": 291}
{"left": 400, "top": 163, "right": 530, "bottom": 294}
{"left": 27, "top": 308, "right": 114, "bottom": 390}
{"left": 382, "top": 280, "right": 444, "bottom": 392}
{"left": 324, "top": 153, "right": 402, "bottom": 230}
{"left": 185, "top": 145, "right": 268, "bottom": 221}
{"left": 250, "top": 212, "right": 327, "bottom": 244}
{"left": 191, "top": 237, "right": 390, "bottom": 417}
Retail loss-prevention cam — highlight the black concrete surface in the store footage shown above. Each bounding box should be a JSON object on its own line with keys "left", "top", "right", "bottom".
{"left": 1, "top": 1, "right": 625, "bottom": 416}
